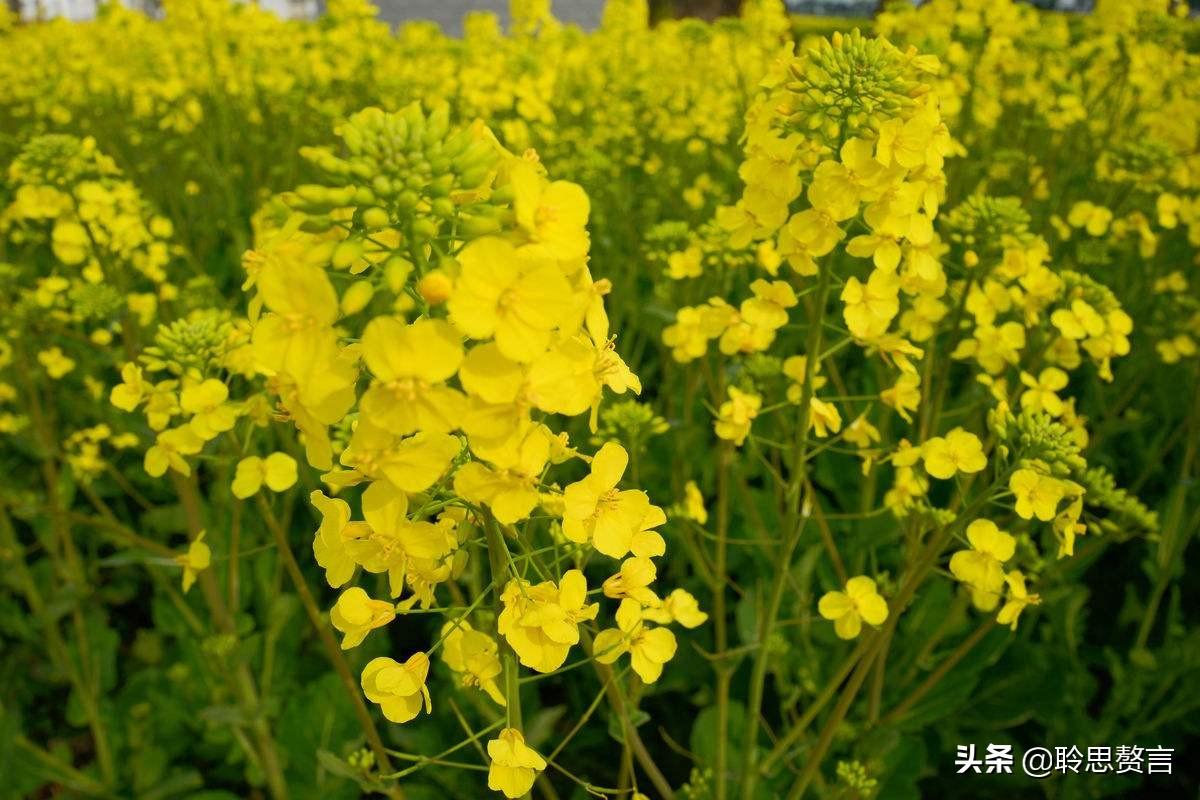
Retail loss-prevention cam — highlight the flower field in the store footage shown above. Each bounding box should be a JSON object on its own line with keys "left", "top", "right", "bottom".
{"left": 1, "top": 0, "right": 1199, "bottom": 798}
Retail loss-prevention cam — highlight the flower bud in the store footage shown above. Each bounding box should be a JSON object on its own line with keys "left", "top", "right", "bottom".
{"left": 418, "top": 270, "right": 453, "bottom": 305}
{"left": 340, "top": 280, "right": 375, "bottom": 316}
{"left": 360, "top": 207, "right": 390, "bottom": 230}
{"left": 331, "top": 239, "right": 364, "bottom": 271}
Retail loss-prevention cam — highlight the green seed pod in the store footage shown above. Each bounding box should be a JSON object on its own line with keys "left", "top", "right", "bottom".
{"left": 458, "top": 167, "right": 493, "bottom": 190}
{"left": 458, "top": 213, "right": 502, "bottom": 237}
{"left": 299, "top": 215, "right": 334, "bottom": 233}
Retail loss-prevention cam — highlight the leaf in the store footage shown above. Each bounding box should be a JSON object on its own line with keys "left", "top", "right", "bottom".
{"left": 872, "top": 732, "right": 927, "bottom": 800}
{"left": 689, "top": 701, "right": 746, "bottom": 774}
{"left": 606, "top": 707, "right": 650, "bottom": 745}
{"left": 892, "top": 628, "right": 1010, "bottom": 730}
{"left": 140, "top": 505, "right": 187, "bottom": 536}
{"left": 281, "top": 674, "right": 360, "bottom": 800}
{"left": 735, "top": 580, "right": 762, "bottom": 649}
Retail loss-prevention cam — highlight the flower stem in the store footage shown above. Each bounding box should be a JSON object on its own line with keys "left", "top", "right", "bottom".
{"left": 255, "top": 494, "right": 403, "bottom": 796}
{"left": 739, "top": 261, "right": 832, "bottom": 800}
{"left": 483, "top": 514, "right": 523, "bottom": 730}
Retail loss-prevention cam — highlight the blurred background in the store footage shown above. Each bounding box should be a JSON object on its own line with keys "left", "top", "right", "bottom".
{"left": 13, "top": 0, "right": 1200, "bottom": 27}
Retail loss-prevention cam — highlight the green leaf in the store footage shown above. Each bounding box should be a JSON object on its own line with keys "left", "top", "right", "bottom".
{"left": 689, "top": 700, "right": 746, "bottom": 777}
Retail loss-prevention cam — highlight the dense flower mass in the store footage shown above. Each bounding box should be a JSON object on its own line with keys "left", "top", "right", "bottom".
{"left": 1, "top": 1, "right": 1196, "bottom": 798}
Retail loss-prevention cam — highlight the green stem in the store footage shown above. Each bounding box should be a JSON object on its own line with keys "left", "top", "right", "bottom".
{"left": 483, "top": 514, "right": 523, "bottom": 730}
{"left": 172, "top": 475, "right": 289, "bottom": 800}
{"left": 712, "top": 442, "right": 732, "bottom": 800}
{"left": 876, "top": 617, "right": 996, "bottom": 729}
{"left": 255, "top": 495, "right": 403, "bottom": 795}
{"left": 739, "top": 260, "right": 832, "bottom": 800}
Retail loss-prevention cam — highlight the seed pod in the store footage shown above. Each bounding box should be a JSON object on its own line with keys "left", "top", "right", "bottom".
{"left": 300, "top": 215, "right": 334, "bottom": 233}
{"left": 458, "top": 213, "right": 501, "bottom": 237}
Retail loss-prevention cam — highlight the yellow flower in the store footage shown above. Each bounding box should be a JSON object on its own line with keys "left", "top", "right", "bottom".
{"left": 881, "top": 372, "right": 921, "bottom": 422}
{"left": 948, "top": 520, "right": 1015, "bottom": 611}
{"left": 996, "top": 571, "right": 1040, "bottom": 630}
{"left": 602, "top": 557, "right": 661, "bottom": 607}
{"left": 682, "top": 480, "right": 708, "bottom": 524}
{"left": 1053, "top": 492, "right": 1086, "bottom": 558}
{"left": 1066, "top": 201, "right": 1112, "bottom": 236}
{"left": 921, "top": 427, "right": 986, "bottom": 480}
{"left": 448, "top": 236, "right": 574, "bottom": 362}
{"left": 876, "top": 100, "right": 947, "bottom": 171}
{"left": 510, "top": 160, "right": 590, "bottom": 261}
{"left": 818, "top": 576, "right": 888, "bottom": 640}
{"left": 1009, "top": 468, "right": 1069, "bottom": 521}
{"left": 351, "top": 480, "right": 454, "bottom": 598}
{"left": 440, "top": 619, "right": 505, "bottom": 706}
{"left": 310, "top": 490, "right": 363, "bottom": 588}
{"left": 714, "top": 386, "right": 761, "bottom": 446}
{"left": 144, "top": 425, "right": 205, "bottom": 477}
{"left": 498, "top": 569, "right": 598, "bottom": 673}
{"left": 841, "top": 269, "right": 900, "bottom": 339}
{"left": 778, "top": 208, "right": 845, "bottom": 275}
{"left": 1157, "top": 334, "right": 1197, "bottom": 364}
{"left": 338, "top": 421, "right": 461, "bottom": 493}
{"left": 143, "top": 380, "right": 181, "bottom": 431}
{"left": 175, "top": 531, "right": 211, "bottom": 593}
{"left": 180, "top": 379, "right": 238, "bottom": 440}
{"left": 562, "top": 442, "right": 665, "bottom": 558}
{"left": 1051, "top": 299, "right": 1105, "bottom": 341}
{"left": 666, "top": 246, "right": 703, "bottom": 280}
{"left": 593, "top": 598, "right": 678, "bottom": 683}
{"left": 740, "top": 279, "right": 798, "bottom": 331}
{"left": 231, "top": 452, "right": 298, "bottom": 499}
{"left": 809, "top": 396, "right": 843, "bottom": 438}
{"left": 360, "top": 317, "right": 465, "bottom": 435}
{"left": 361, "top": 652, "right": 432, "bottom": 724}
{"left": 455, "top": 425, "right": 550, "bottom": 524}
{"left": 330, "top": 586, "right": 396, "bottom": 649}
{"left": 250, "top": 257, "right": 339, "bottom": 377}
{"left": 1019, "top": 368, "right": 1068, "bottom": 416}
{"left": 843, "top": 415, "right": 881, "bottom": 449}
{"left": 110, "top": 363, "right": 148, "bottom": 411}
{"left": 487, "top": 728, "right": 547, "bottom": 799}
{"left": 37, "top": 347, "right": 75, "bottom": 379}
{"left": 643, "top": 588, "right": 709, "bottom": 629}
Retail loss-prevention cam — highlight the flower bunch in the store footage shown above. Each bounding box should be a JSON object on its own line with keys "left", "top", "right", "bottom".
{"left": 241, "top": 103, "right": 700, "bottom": 794}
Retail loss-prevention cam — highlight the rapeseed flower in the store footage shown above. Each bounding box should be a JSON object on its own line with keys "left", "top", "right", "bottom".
{"left": 818, "top": 576, "right": 889, "bottom": 640}
{"left": 487, "top": 728, "right": 546, "bottom": 799}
